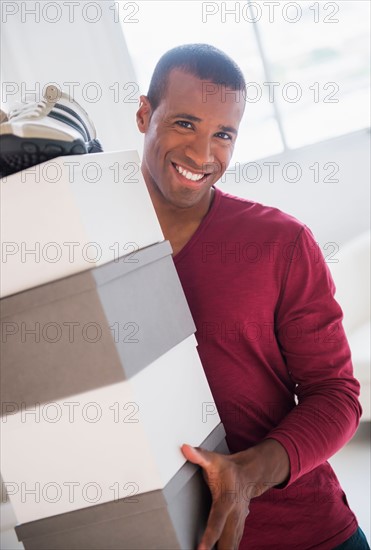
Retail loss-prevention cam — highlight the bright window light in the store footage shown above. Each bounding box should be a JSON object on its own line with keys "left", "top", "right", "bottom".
{"left": 121, "top": 0, "right": 370, "bottom": 161}
{"left": 257, "top": 0, "right": 370, "bottom": 148}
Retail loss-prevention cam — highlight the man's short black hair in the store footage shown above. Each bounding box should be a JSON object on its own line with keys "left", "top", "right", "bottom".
{"left": 146, "top": 43, "right": 246, "bottom": 111}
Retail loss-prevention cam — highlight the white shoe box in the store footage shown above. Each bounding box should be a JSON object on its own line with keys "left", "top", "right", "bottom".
{"left": 0, "top": 150, "right": 164, "bottom": 297}
{"left": 14, "top": 424, "right": 228, "bottom": 550}
{"left": 1, "top": 241, "right": 195, "bottom": 410}
{"left": 1, "top": 336, "right": 221, "bottom": 524}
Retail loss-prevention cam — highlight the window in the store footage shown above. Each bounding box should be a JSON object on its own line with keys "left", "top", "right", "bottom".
{"left": 121, "top": 0, "right": 370, "bottom": 161}
{"left": 258, "top": 0, "right": 370, "bottom": 148}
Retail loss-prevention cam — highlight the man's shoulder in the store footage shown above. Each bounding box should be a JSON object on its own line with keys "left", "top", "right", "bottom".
{"left": 215, "top": 187, "right": 306, "bottom": 239}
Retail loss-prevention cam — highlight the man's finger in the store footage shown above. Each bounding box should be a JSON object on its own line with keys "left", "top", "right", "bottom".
{"left": 181, "top": 444, "right": 213, "bottom": 468}
{"left": 217, "top": 512, "right": 246, "bottom": 550}
{"left": 197, "top": 499, "right": 231, "bottom": 550}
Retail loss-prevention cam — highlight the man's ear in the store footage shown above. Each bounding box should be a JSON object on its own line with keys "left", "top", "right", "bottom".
{"left": 136, "top": 95, "right": 152, "bottom": 134}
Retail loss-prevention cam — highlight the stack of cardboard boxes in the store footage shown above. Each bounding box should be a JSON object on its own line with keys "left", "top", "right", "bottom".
{"left": 0, "top": 151, "right": 227, "bottom": 549}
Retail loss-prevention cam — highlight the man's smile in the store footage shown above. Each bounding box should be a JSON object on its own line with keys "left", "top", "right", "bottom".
{"left": 172, "top": 162, "right": 212, "bottom": 185}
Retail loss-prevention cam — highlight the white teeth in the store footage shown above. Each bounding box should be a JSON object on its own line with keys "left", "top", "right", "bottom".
{"left": 175, "top": 164, "right": 204, "bottom": 182}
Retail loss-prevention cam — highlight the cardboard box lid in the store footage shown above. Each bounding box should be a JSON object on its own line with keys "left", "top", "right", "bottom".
{"left": 0, "top": 274, "right": 126, "bottom": 414}
{"left": 1, "top": 241, "right": 172, "bottom": 319}
{"left": 92, "top": 240, "right": 172, "bottom": 287}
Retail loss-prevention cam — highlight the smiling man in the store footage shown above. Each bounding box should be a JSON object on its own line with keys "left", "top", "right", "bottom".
{"left": 136, "top": 44, "right": 369, "bottom": 550}
{"left": 137, "top": 62, "right": 245, "bottom": 256}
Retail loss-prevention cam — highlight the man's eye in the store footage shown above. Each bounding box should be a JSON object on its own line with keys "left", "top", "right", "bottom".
{"left": 215, "top": 132, "right": 232, "bottom": 140}
{"left": 176, "top": 120, "right": 193, "bottom": 129}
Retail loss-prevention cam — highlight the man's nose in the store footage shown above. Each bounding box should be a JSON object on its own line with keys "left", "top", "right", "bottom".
{"left": 184, "top": 134, "right": 215, "bottom": 170}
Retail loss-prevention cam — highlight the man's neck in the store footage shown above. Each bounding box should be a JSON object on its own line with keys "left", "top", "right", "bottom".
{"left": 149, "top": 186, "right": 215, "bottom": 256}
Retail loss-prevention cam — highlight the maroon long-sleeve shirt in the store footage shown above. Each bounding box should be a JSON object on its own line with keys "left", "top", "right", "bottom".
{"left": 173, "top": 187, "right": 362, "bottom": 549}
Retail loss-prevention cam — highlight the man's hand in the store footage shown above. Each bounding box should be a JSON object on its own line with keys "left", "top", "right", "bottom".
{"left": 181, "top": 439, "right": 290, "bottom": 550}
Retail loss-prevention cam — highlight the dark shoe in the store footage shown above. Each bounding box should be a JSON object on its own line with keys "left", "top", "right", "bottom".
{"left": 0, "top": 85, "right": 103, "bottom": 178}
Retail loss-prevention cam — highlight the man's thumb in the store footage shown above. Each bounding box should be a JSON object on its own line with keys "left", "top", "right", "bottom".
{"left": 181, "top": 444, "right": 213, "bottom": 468}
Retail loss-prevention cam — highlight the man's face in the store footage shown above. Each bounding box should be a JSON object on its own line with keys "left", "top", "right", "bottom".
{"left": 137, "top": 69, "right": 245, "bottom": 211}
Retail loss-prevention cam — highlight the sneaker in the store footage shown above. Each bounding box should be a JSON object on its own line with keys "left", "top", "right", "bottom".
{"left": 0, "top": 85, "right": 103, "bottom": 178}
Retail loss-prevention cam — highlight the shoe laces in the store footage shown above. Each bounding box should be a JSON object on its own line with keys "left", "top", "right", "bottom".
{"left": 9, "top": 87, "right": 58, "bottom": 120}
{"left": 7, "top": 85, "right": 97, "bottom": 140}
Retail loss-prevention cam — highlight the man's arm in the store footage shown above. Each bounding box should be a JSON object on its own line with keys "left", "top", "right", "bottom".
{"left": 181, "top": 225, "right": 362, "bottom": 550}
{"left": 264, "top": 225, "right": 361, "bottom": 485}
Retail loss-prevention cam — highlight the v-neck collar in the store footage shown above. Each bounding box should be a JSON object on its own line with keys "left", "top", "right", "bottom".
{"left": 173, "top": 186, "right": 222, "bottom": 263}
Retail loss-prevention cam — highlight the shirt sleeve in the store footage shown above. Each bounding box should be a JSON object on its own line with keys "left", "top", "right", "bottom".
{"left": 265, "top": 224, "right": 362, "bottom": 486}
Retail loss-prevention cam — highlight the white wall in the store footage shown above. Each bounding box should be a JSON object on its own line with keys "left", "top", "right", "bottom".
{"left": 218, "top": 129, "right": 370, "bottom": 249}
{"left": 1, "top": 1, "right": 142, "bottom": 153}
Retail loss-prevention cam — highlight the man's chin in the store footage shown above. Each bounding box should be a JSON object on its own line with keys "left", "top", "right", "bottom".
{"left": 166, "top": 186, "right": 212, "bottom": 210}
{"left": 168, "top": 197, "right": 200, "bottom": 210}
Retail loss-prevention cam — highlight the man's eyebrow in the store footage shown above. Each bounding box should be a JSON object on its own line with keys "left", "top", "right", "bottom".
{"left": 171, "top": 113, "right": 238, "bottom": 135}
{"left": 219, "top": 125, "right": 237, "bottom": 135}
{"left": 171, "top": 113, "right": 202, "bottom": 123}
